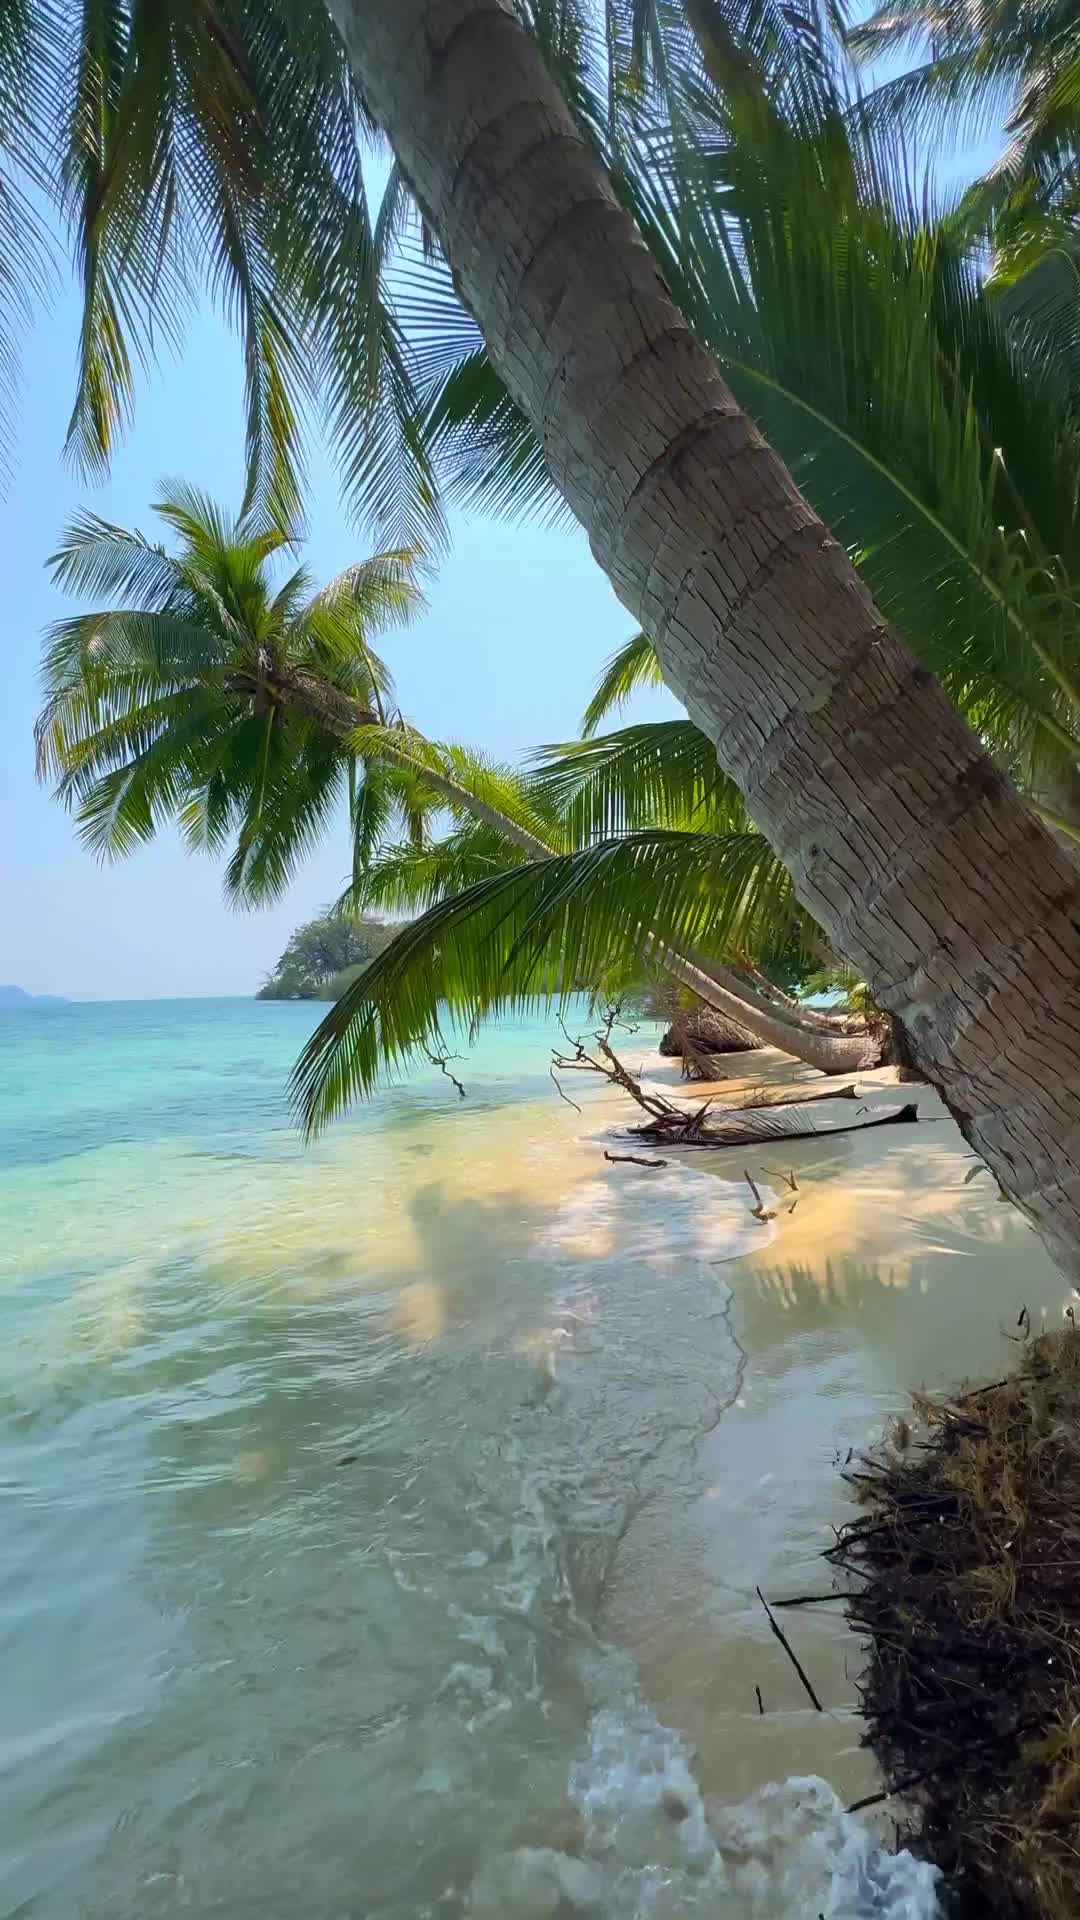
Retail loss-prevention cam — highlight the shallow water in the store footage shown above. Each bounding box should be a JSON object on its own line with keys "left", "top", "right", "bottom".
{"left": 0, "top": 1000, "right": 1066, "bottom": 1916}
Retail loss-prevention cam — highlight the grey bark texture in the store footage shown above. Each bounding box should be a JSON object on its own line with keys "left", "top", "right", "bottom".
{"left": 333, "top": 0, "right": 1080, "bottom": 1276}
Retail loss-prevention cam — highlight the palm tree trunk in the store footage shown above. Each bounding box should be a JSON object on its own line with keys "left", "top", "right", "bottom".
{"left": 279, "top": 669, "right": 873, "bottom": 1068}
{"left": 688, "top": 950, "right": 867, "bottom": 1036}
{"left": 332, "top": 0, "right": 1080, "bottom": 1277}
{"left": 742, "top": 965, "right": 857, "bottom": 1030}
{"left": 664, "top": 952, "right": 881, "bottom": 1073}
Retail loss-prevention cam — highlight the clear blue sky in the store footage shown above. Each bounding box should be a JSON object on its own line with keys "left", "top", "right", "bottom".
{"left": 4, "top": 279, "right": 672, "bottom": 1001}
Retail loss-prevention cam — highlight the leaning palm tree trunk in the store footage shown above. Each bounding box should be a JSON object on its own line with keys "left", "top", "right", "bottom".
{"left": 281, "top": 677, "right": 878, "bottom": 1070}
{"left": 663, "top": 951, "right": 879, "bottom": 1072}
{"left": 333, "top": 0, "right": 1080, "bottom": 1278}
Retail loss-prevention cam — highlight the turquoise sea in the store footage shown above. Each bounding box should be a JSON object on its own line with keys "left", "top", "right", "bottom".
{"left": 0, "top": 997, "right": 954, "bottom": 1918}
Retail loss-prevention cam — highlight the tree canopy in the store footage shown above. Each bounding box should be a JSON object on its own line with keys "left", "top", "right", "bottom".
{"left": 257, "top": 911, "right": 405, "bottom": 999}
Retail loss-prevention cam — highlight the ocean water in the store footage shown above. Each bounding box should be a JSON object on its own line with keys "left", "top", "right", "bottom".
{"left": 0, "top": 998, "right": 944, "bottom": 1918}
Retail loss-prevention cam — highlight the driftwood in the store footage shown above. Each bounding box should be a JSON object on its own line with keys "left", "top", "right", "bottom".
{"left": 756, "top": 1585, "right": 824, "bottom": 1712}
{"left": 549, "top": 1016, "right": 921, "bottom": 1152}
{"left": 604, "top": 1150, "right": 668, "bottom": 1169}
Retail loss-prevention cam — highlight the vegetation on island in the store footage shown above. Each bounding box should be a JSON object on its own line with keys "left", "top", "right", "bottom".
{"left": 257, "top": 913, "right": 405, "bottom": 1001}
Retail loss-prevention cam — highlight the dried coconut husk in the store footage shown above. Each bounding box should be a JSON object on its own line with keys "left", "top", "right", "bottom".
{"left": 830, "top": 1326, "right": 1080, "bottom": 1918}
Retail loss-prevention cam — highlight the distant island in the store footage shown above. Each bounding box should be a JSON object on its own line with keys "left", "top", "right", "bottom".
{"left": 257, "top": 913, "right": 405, "bottom": 1001}
{"left": 0, "top": 985, "right": 70, "bottom": 1007}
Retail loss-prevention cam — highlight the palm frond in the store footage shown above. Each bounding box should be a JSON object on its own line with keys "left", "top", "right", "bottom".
{"left": 38, "top": 486, "right": 428, "bottom": 904}
{"left": 616, "top": 100, "right": 1080, "bottom": 788}
{"left": 292, "top": 825, "right": 795, "bottom": 1131}
{"left": 47, "top": 510, "right": 184, "bottom": 604}
{"left": 533, "top": 718, "right": 745, "bottom": 839}
{"left": 307, "top": 547, "right": 426, "bottom": 633}
{"left": 336, "top": 817, "right": 528, "bottom": 920}
{"left": 348, "top": 723, "right": 567, "bottom": 850}
{"left": 224, "top": 721, "right": 346, "bottom": 906}
{"left": 582, "top": 630, "right": 667, "bottom": 733}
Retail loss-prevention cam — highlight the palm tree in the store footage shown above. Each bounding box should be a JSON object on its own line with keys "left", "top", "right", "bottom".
{"left": 34, "top": 487, "right": 432, "bottom": 903}
{"left": 291, "top": 716, "right": 882, "bottom": 1128}
{"left": 401, "top": 17, "right": 1080, "bottom": 826}
{"left": 35, "top": 485, "right": 871, "bottom": 1069}
{"left": 325, "top": 0, "right": 1080, "bottom": 1280}
{"left": 0, "top": 1, "right": 438, "bottom": 543}
{"left": 34, "top": 484, "right": 584, "bottom": 898}
{"left": 850, "top": 2, "right": 1080, "bottom": 254}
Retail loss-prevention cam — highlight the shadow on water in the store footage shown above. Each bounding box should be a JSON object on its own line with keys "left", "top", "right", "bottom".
{"left": 7, "top": 1167, "right": 689, "bottom": 1919}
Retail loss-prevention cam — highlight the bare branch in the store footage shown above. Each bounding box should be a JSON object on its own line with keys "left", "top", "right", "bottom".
{"left": 550, "top": 1063, "right": 582, "bottom": 1114}
{"left": 424, "top": 1046, "right": 466, "bottom": 1099}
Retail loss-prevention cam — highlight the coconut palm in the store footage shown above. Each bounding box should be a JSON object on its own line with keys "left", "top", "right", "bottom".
{"left": 34, "top": 484, "right": 585, "bottom": 903}
{"left": 37, "top": 478, "right": 881, "bottom": 1086}
{"left": 850, "top": 2, "right": 1080, "bottom": 237}
{"left": 848, "top": 1, "right": 1080, "bottom": 346}
{"left": 397, "top": 21, "right": 1080, "bottom": 823}
{"left": 35, "top": 481, "right": 869, "bottom": 1071}
{"left": 34, "top": 487, "right": 433, "bottom": 903}
{"left": 291, "top": 706, "right": 901, "bottom": 1130}
{"left": 323, "top": 0, "right": 1080, "bottom": 1279}
{"left": 0, "top": 0, "right": 441, "bottom": 542}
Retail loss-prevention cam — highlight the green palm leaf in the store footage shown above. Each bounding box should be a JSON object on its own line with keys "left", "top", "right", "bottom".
{"left": 37, "top": 485, "right": 428, "bottom": 901}
{"left": 385, "top": 26, "right": 1080, "bottom": 796}
{"left": 291, "top": 824, "right": 796, "bottom": 1131}
{"left": 533, "top": 719, "right": 746, "bottom": 839}
{"left": 581, "top": 631, "right": 667, "bottom": 733}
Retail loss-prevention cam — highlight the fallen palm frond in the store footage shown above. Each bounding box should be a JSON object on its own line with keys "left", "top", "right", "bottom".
{"left": 627, "top": 1098, "right": 920, "bottom": 1151}
{"left": 830, "top": 1328, "right": 1080, "bottom": 1919}
{"left": 739, "top": 1080, "right": 861, "bottom": 1109}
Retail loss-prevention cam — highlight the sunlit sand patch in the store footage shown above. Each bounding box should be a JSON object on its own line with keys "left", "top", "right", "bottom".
{"left": 393, "top": 1279, "right": 447, "bottom": 1346}
{"left": 232, "top": 1448, "right": 272, "bottom": 1483}
{"left": 544, "top": 1166, "right": 776, "bottom": 1267}
{"left": 69, "top": 1267, "right": 145, "bottom": 1360}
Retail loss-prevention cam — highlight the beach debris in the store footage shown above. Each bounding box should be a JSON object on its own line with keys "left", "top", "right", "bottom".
{"left": 756, "top": 1585, "right": 824, "bottom": 1712}
{"left": 743, "top": 1169, "right": 777, "bottom": 1223}
{"left": 755, "top": 1684, "right": 765, "bottom": 1716}
{"left": 743, "top": 1081, "right": 860, "bottom": 1109}
{"left": 658, "top": 1006, "right": 762, "bottom": 1071}
{"left": 628, "top": 1098, "right": 921, "bottom": 1151}
{"left": 550, "top": 1064, "right": 582, "bottom": 1114}
{"left": 423, "top": 1045, "right": 466, "bottom": 1099}
{"left": 829, "top": 1325, "right": 1080, "bottom": 1917}
{"left": 768, "top": 1592, "right": 848, "bottom": 1609}
{"left": 551, "top": 1022, "right": 922, "bottom": 1152}
{"left": 603, "top": 1150, "right": 668, "bottom": 1169}
{"left": 761, "top": 1165, "right": 799, "bottom": 1191}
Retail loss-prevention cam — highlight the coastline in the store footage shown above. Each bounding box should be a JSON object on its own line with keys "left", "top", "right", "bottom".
{"left": 3, "top": 1006, "right": 1066, "bottom": 1917}
{"left": 597, "top": 1047, "right": 1064, "bottom": 1873}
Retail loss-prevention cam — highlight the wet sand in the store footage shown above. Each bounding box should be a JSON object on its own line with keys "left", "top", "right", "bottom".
{"left": 601, "top": 1050, "right": 1066, "bottom": 1820}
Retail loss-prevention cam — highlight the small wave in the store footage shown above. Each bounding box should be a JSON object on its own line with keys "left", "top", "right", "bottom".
{"left": 468, "top": 1692, "right": 941, "bottom": 1918}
